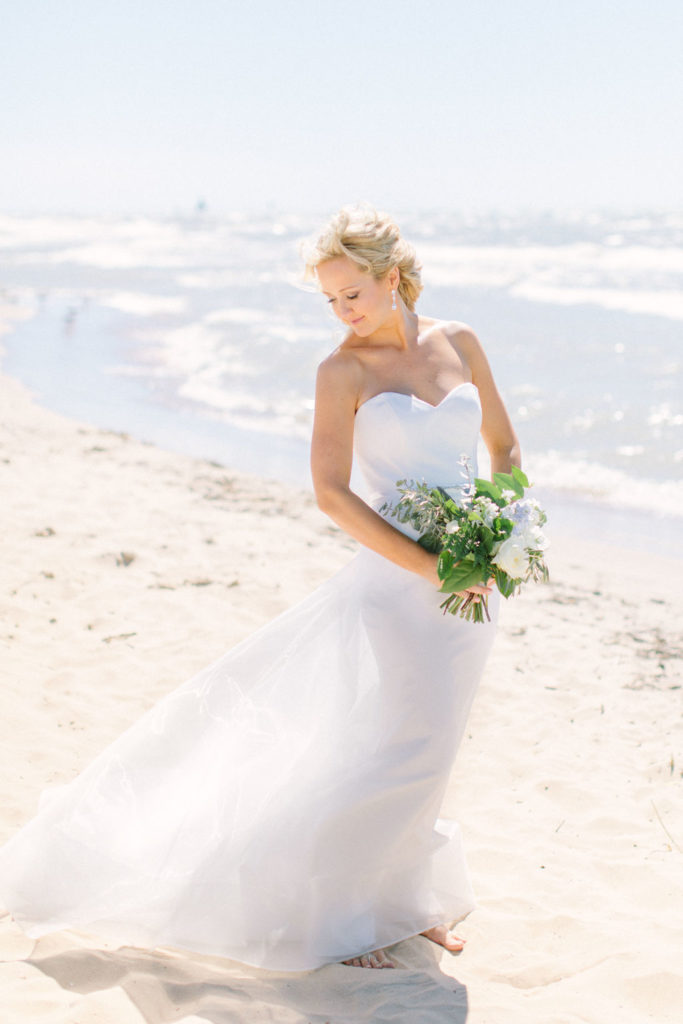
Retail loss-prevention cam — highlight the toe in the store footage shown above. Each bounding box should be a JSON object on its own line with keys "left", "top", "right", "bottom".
{"left": 343, "top": 947, "right": 396, "bottom": 968}
{"left": 422, "top": 924, "right": 467, "bottom": 952}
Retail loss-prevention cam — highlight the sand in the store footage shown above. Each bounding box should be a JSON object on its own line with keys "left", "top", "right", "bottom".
{"left": 1, "top": 366, "right": 682, "bottom": 1023}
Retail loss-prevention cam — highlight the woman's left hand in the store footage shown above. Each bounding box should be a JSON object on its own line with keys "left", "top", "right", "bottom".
{"left": 457, "top": 577, "right": 494, "bottom": 604}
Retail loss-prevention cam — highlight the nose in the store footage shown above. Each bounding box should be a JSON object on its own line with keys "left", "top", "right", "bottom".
{"left": 338, "top": 296, "right": 353, "bottom": 319}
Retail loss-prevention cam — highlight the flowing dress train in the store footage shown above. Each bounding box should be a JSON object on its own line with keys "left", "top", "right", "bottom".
{"left": 0, "top": 382, "right": 497, "bottom": 970}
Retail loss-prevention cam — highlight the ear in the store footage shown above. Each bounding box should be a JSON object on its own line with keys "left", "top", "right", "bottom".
{"left": 388, "top": 266, "right": 400, "bottom": 291}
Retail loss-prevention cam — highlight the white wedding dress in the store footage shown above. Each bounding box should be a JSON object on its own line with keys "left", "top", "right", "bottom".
{"left": 0, "top": 382, "right": 498, "bottom": 971}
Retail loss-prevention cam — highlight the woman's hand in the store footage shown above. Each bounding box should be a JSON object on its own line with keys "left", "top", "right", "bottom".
{"left": 460, "top": 579, "right": 494, "bottom": 605}
{"left": 420, "top": 556, "right": 493, "bottom": 604}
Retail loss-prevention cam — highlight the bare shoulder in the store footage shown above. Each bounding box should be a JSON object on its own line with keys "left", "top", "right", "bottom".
{"left": 315, "top": 345, "right": 364, "bottom": 403}
{"left": 442, "top": 319, "right": 483, "bottom": 351}
{"left": 440, "top": 320, "right": 490, "bottom": 376}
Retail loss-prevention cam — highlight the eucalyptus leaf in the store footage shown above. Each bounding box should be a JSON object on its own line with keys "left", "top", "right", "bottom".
{"left": 494, "top": 567, "right": 517, "bottom": 598}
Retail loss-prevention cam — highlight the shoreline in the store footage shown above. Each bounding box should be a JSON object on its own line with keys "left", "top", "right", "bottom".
{"left": 2, "top": 294, "right": 681, "bottom": 560}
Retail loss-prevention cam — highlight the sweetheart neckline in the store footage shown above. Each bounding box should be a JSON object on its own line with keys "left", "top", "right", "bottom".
{"left": 356, "top": 381, "right": 479, "bottom": 415}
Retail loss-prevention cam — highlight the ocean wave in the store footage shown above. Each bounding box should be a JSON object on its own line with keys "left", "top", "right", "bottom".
{"left": 420, "top": 242, "right": 683, "bottom": 321}
{"left": 522, "top": 450, "right": 683, "bottom": 519}
{"left": 2, "top": 212, "right": 681, "bottom": 522}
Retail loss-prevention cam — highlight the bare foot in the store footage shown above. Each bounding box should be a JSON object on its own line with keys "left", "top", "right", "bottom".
{"left": 342, "top": 947, "right": 396, "bottom": 968}
{"left": 421, "top": 924, "right": 466, "bottom": 953}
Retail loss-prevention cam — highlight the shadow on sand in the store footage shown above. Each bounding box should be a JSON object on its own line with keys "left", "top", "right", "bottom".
{"left": 24, "top": 931, "right": 468, "bottom": 1024}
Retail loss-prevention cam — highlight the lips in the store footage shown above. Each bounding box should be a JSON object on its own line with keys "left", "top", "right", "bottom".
{"left": 350, "top": 317, "right": 364, "bottom": 325}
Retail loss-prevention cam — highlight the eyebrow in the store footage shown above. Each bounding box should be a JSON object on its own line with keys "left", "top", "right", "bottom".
{"left": 320, "top": 283, "right": 363, "bottom": 296}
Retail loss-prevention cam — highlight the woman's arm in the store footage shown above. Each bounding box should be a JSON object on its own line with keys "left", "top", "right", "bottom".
{"left": 310, "top": 354, "right": 440, "bottom": 584}
{"left": 451, "top": 326, "right": 522, "bottom": 475}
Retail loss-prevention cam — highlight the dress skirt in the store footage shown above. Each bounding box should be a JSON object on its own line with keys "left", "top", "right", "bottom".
{"left": 0, "top": 547, "right": 498, "bottom": 970}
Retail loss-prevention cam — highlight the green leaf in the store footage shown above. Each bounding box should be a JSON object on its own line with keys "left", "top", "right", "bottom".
{"left": 479, "top": 525, "right": 494, "bottom": 553}
{"left": 474, "top": 478, "right": 504, "bottom": 504}
{"left": 440, "top": 561, "right": 484, "bottom": 593}
{"left": 493, "top": 517, "right": 513, "bottom": 539}
{"left": 494, "top": 567, "right": 517, "bottom": 598}
{"left": 493, "top": 471, "right": 524, "bottom": 498}
{"left": 418, "top": 531, "right": 441, "bottom": 553}
{"left": 511, "top": 465, "right": 530, "bottom": 489}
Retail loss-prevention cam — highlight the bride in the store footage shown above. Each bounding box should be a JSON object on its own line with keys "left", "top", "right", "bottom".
{"left": 0, "top": 205, "right": 520, "bottom": 972}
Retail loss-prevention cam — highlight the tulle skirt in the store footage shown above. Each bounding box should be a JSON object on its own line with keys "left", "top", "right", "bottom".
{"left": 0, "top": 548, "right": 497, "bottom": 970}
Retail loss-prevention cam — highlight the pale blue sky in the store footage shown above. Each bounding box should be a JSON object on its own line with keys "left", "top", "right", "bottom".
{"left": 2, "top": 0, "right": 681, "bottom": 215}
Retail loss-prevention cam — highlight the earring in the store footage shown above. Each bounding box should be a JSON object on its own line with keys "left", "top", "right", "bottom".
{"left": 391, "top": 289, "right": 397, "bottom": 310}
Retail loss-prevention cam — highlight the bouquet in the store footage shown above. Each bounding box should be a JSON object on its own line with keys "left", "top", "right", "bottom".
{"left": 382, "top": 459, "right": 549, "bottom": 622}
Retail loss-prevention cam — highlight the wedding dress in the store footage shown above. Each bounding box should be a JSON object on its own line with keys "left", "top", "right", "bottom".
{"left": 0, "top": 381, "right": 498, "bottom": 971}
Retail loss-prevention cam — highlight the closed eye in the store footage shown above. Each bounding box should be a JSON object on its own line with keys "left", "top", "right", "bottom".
{"left": 327, "top": 293, "right": 359, "bottom": 304}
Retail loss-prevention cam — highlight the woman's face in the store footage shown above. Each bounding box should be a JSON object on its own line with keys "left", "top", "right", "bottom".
{"left": 316, "top": 256, "right": 394, "bottom": 336}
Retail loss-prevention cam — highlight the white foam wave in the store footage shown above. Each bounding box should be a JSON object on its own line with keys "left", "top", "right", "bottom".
{"left": 421, "top": 242, "right": 683, "bottom": 321}
{"left": 101, "top": 292, "right": 188, "bottom": 316}
{"left": 177, "top": 379, "right": 313, "bottom": 442}
{"left": 510, "top": 283, "right": 683, "bottom": 321}
{"left": 522, "top": 450, "right": 683, "bottom": 518}
{"left": 204, "top": 308, "right": 268, "bottom": 325}
{"left": 4, "top": 215, "right": 683, "bottom": 325}
{"left": 175, "top": 271, "right": 279, "bottom": 288}
{"left": 133, "top": 322, "right": 232, "bottom": 377}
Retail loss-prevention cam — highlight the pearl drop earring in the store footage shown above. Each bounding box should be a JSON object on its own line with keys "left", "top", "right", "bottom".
{"left": 391, "top": 289, "right": 397, "bottom": 310}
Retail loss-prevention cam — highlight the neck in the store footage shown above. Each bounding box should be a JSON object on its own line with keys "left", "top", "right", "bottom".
{"left": 364, "top": 303, "right": 418, "bottom": 351}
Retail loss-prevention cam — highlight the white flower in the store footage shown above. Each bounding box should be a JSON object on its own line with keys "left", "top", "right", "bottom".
{"left": 510, "top": 522, "right": 548, "bottom": 551}
{"left": 474, "top": 497, "right": 500, "bottom": 527}
{"left": 524, "top": 524, "right": 549, "bottom": 551}
{"left": 492, "top": 537, "right": 528, "bottom": 579}
{"left": 445, "top": 520, "right": 460, "bottom": 534}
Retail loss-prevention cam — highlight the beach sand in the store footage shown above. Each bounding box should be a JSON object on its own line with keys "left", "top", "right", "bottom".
{"left": 1, "top": 367, "right": 681, "bottom": 1024}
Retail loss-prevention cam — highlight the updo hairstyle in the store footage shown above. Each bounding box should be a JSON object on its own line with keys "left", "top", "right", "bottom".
{"left": 303, "top": 205, "right": 423, "bottom": 312}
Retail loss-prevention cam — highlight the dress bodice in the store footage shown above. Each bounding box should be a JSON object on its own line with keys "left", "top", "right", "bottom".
{"left": 353, "top": 382, "right": 482, "bottom": 517}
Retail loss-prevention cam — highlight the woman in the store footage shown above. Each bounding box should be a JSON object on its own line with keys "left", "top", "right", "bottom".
{"left": 0, "top": 205, "right": 519, "bottom": 972}
{"left": 306, "top": 206, "right": 520, "bottom": 967}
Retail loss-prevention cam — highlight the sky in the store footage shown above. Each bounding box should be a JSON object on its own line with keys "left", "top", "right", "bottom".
{"left": 1, "top": 0, "right": 682, "bottom": 216}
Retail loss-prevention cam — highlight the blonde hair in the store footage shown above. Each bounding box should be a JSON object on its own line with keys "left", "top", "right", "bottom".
{"left": 303, "top": 204, "right": 423, "bottom": 312}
